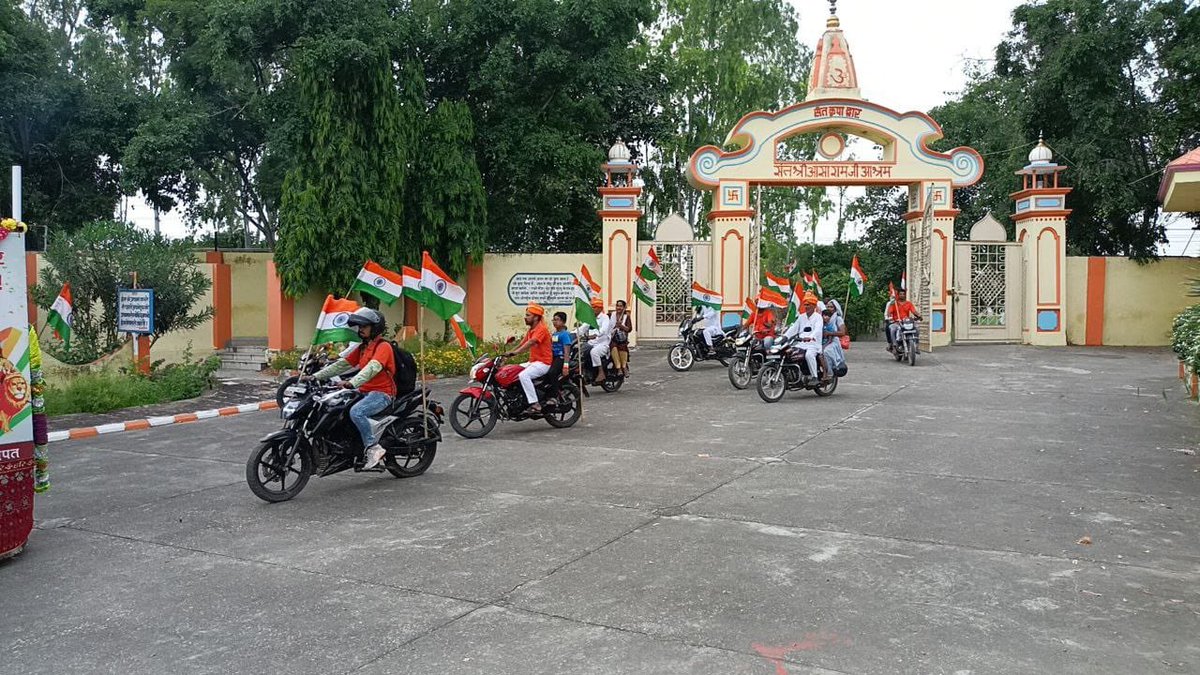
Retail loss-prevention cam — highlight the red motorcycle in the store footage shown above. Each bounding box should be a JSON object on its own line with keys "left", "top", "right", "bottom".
{"left": 449, "top": 354, "right": 583, "bottom": 438}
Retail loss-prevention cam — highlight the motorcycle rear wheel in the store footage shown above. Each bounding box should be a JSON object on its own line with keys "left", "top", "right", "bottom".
{"left": 600, "top": 376, "right": 623, "bottom": 393}
{"left": 728, "top": 357, "right": 752, "bottom": 389}
{"left": 246, "top": 436, "right": 311, "bottom": 503}
{"left": 545, "top": 388, "right": 582, "bottom": 428}
{"left": 383, "top": 418, "right": 438, "bottom": 478}
{"left": 450, "top": 393, "right": 497, "bottom": 439}
{"left": 668, "top": 345, "right": 694, "bottom": 371}
{"left": 814, "top": 376, "right": 839, "bottom": 397}
{"left": 756, "top": 364, "right": 786, "bottom": 403}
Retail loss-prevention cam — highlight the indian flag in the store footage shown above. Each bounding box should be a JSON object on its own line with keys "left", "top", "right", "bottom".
{"left": 786, "top": 289, "right": 802, "bottom": 324}
{"left": 764, "top": 271, "right": 790, "bottom": 298}
{"left": 811, "top": 270, "right": 823, "bottom": 298}
{"left": 451, "top": 314, "right": 479, "bottom": 355}
{"left": 638, "top": 247, "right": 662, "bottom": 281}
{"left": 690, "top": 282, "right": 722, "bottom": 310}
{"left": 901, "top": 271, "right": 907, "bottom": 291}
{"left": 420, "top": 251, "right": 466, "bottom": 321}
{"left": 47, "top": 283, "right": 73, "bottom": 348}
{"left": 313, "top": 295, "right": 360, "bottom": 345}
{"left": 850, "top": 255, "right": 868, "bottom": 297}
{"left": 579, "top": 264, "right": 602, "bottom": 299}
{"left": 573, "top": 277, "right": 598, "bottom": 327}
{"left": 740, "top": 297, "right": 756, "bottom": 322}
{"left": 401, "top": 266, "right": 425, "bottom": 303}
{"left": 757, "top": 287, "right": 788, "bottom": 309}
{"left": 350, "top": 260, "right": 404, "bottom": 305}
{"left": 632, "top": 270, "right": 655, "bottom": 306}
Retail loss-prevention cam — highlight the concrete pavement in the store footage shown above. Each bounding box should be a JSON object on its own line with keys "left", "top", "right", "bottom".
{"left": 2, "top": 345, "right": 1198, "bottom": 674}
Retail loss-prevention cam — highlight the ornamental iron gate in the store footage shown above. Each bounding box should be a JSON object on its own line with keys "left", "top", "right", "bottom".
{"left": 952, "top": 214, "right": 1023, "bottom": 343}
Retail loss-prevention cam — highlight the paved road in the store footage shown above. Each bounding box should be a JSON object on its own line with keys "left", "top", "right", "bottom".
{"left": 3, "top": 345, "right": 1199, "bottom": 674}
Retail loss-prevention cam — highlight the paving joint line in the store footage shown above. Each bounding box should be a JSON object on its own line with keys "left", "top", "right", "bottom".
{"left": 341, "top": 605, "right": 489, "bottom": 675}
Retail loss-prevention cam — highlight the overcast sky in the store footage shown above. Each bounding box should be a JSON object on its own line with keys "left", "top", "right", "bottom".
{"left": 126, "top": 0, "right": 1194, "bottom": 255}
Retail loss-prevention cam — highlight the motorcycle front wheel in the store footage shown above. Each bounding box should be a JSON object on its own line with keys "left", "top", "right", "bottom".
{"left": 450, "top": 393, "right": 498, "bottom": 439}
{"left": 246, "top": 435, "right": 311, "bottom": 503}
{"left": 728, "top": 356, "right": 752, "bottom": 390}
{"left": 383, "top": 417, "right": 438, "bottom": 478}
{"left": 756, "top": 364, "right": 786, "bottom": 403}
{"left": 545, "top": 388, "right": 582, "bottom": 428}
{"left": 275, "top": 375, "right": 299, "bottom": 408}
{"left": 814, "top": 376, "right": 839, "bottom": 397}
{"left": 907, "top": 339, "right": 917, "bottom": 366}
{"left": 668, "top": 344, "right": 695, "bottom": 371}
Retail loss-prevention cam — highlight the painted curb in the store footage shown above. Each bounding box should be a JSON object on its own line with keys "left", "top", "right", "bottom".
{"left": 48, "top": 400, "right": 280, "bottom": 443}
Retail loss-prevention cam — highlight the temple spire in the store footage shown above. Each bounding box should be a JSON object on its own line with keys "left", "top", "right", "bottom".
{"left": 807, "top": 1, "right": 861, "bottom": 100}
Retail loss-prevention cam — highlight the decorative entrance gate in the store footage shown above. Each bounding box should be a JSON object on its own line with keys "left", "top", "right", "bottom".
{"left": 636, "top": 214, "right": 711, "bottom": 341}
{"left": 953, "top": 215, "right": 1024, "bottom": 342}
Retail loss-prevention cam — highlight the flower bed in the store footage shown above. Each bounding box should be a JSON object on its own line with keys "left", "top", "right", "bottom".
{"left": 1170, "top": 305, "right": 1200, "bottom": 400}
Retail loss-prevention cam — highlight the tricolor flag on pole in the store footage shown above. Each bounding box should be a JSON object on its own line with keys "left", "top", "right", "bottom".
{"left": 740, "top": 297, "right": 756, "bottom": 322}
{"left": 900, "top": 271, "right": 907, "bottom": 291}
{"left": 573, "top": 277, "right": 599, "bottom": 327}
{"left": 764, "top": 271, "right": 791, "bottom": 298}
{"left": 849, "top": 256, "right": 868, "bottom": 297}
{"left": 786, "top": 289, "right": 802, "bottom": 324}
{"left": 690, "top": 282, "right": 722, "bottom": 310}
{"left": 350, "top": 260, "right": 404, "bottom": 305}
{"left": 802, "top": 272, "right": 816, "bottom": 293}
{"left": 47, "top": 282, "right": 73, "bottom": 347}
{"left": 450, "top": 314, "right": 479, "bottom": 355}
{"left": 888, "top": 281, "right": 898, "bottom": 300}
{"left": 638, "top": 247, "right": 662, "bottom": 281}
{"left": 420, "top": 251, "right": 466, "bottom": 321}
{"left": 757, "top": 287, "right": 788, "bottom": 309}
{"left": 401, "top": 266, "right": 425, "bottom": 303}
{"left": 313, "top": 295, "right": 360, "bottom": 345}
{"left": 811, "top": 270, "right": 824, "bottom": 298}
{"left": 579, "top": 264, "right": 602, "bottom": 299}
{"left": 632, "top": 270, "right": 655, "bottom": 306}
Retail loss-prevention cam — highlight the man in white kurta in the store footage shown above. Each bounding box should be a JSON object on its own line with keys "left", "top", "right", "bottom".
{"left": 700, "top": 306, "right": 724, "bottom": 350}
{"left": 783, "top": 293, "right": 824, "bottom": 380}
{"left": 586, "top": 296, "right": 612, "bottom": 383}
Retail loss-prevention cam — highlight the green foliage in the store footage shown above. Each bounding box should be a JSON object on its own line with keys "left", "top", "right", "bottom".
{"left": 759, "top": 241, "right": 892, "bottom": 339}
{"left": 269, "top": 349, "right": 302, "bottom": 372}
{"left": 1171, "top": 304, "right": 1200, "bottom": 370}
{"left": 274, "top": 8, "right": 423, "bottom": 296}
{"left": 45, "top": 351, "right": 220, "bottom": 416}
{"left": 33, "top": 221, "right": 213, "bottom": 364}
{"left": 930, "top": 0, "right": 1200, "bottom": 257}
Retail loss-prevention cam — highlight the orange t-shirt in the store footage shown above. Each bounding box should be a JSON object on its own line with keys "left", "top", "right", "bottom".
{"left": 888, "top": 301, "right": 917, "bottom": 322}
{"left": 526, "top": 322, "right": 553, "bottom": 365}
{"left": 753, "top": 311, "right": 777, "bottom": 338}
{"left": 347, "top": 338, "right": 397, "bottom": 397}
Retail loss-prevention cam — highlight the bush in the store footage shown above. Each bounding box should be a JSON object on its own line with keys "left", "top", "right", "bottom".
{"left": 1171, "top": 304, "right": 1200, "bottom": 370}
{"left": 269, "top": 348, "right": 302, "bottom": 372}
{"left": 393, "top": 337, "right": 509, "bottom": 377}
{"left": 45, "top": 353, "right": 221, "bottom": 416}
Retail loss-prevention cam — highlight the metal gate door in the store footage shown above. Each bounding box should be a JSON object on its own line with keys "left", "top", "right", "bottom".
{"left": 953, "top": 242, "right": 1023, "bottom": 342}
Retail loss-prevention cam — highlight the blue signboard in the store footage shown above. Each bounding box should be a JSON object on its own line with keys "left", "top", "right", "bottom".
{"left": 117, "top": 288, "right": 155, "bottom": 334}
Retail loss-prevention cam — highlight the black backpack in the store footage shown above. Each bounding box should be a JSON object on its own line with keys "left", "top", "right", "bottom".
{"left": 386, "top": 340, "right": 417, "bottom": 395}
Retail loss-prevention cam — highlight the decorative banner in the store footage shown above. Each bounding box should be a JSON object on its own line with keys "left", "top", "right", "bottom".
{"left": 507, "top": 273, "right": 576, "bottom": 306}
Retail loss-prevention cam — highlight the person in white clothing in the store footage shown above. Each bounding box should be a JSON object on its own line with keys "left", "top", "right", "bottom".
{"left": 697, "top": 305, "right": 724, "bottom": 352}
{"left": 585, "top": 295, "right": 612, "bottom": 384}
{"left": 783, "top": 292, "right": 824, "bottom": 381}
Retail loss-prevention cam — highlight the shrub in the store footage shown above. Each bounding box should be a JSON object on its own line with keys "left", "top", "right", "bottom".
{"left": 269, "top": 348, "right": 302, "bottom": 372}
{"left": 1171, "top": 304, "right": 1200, "bottom": 370}
{"left": 45, "top": 352, "right": 221, "bottom": 416}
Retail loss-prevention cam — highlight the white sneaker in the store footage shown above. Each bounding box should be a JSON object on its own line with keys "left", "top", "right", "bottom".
{"left": 362, "top": 444, "right": 386, "bottom": 470}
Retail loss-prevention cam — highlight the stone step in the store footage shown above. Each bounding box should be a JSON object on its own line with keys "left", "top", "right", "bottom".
{"left": 218, "top": 360, "right": 266, "bottom": 372}
{"left": 226, "top": 337, "right": 268, "bottom": 349}
{"left": 220, "top": 354, "right": 267, "bottom": 365}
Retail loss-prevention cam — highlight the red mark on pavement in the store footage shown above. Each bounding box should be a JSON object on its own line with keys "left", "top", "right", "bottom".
{"left": 752, "top": 632, "right": 850, "bottom": 675}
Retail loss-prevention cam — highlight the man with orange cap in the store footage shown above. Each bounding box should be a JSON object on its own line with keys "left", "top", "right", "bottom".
{"left": 582, "top": 295, "right": 612, "bottom": 384}
{"left": 782, "top": 292, "right": 824, "bottom": 381}
{"left": 504, "top": 302, "right": 554, "bottom": 413}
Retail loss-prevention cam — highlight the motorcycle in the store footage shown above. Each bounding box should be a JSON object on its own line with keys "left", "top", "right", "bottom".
{"left": 755, "top": 336, "right": 842, "bottom": 403}
{"left": 668, "top": 318, "right": 738, "bottom": 371}
{"left": 276, "top": 349, "right": 333, "bottom": 407}
{"left": 449, "top": 353, "right": 583, "bottom": 438}
{"left": 892, "top": 319, "right": 920, "bottom": 366}
{"left": 247, "top": 383, "right": 444, "bottom": 503}
{"left": 727, "top": 329, "right": 768, "bottom": 390}
{"left": 577, "top": 327, "right": 625, "bottom": 393}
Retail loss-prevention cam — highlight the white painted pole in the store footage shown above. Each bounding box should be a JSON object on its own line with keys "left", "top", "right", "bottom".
{"left": 11, "top": 165, "right": 21, "bottom": 221}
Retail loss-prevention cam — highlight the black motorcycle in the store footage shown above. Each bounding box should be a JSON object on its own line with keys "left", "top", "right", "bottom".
{"left": 247, "top": 383, "right": 443, "bottom": 502}
{"left": 892, "top": 318, "right": 920, "bottom": 366}
{"left": 579, "top": 340, "right": 625, "bottom": 393}
{"left": 668, "top": 318, "right": 738, "bottom": 371}
{"left": 755, "top": 336, "right": 843, "bottom": 403}
{"left": 727, "top": 329, "right": 769, "bottom": 390}
{"left": 276, "top": 349, "right": 333, "bottom": 407}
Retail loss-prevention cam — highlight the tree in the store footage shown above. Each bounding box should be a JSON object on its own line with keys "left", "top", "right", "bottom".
{"left": 273, "top": 9, "right": 423, "bottom": 297}
{"left": 33, "top": 220, "right": 212, "bottom": 364}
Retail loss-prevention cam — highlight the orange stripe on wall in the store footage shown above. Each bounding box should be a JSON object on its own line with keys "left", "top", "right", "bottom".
{"left": 1085, "top": 257, "right": 1106, "bottom": 346}
{"left": 212, "top": 263, "right": 232, "bottom": 349}
{"left": 267, "top": 261, "right": 294, "bottom": 350}
{"left": 467, "top": 260, "right": 485, "bottom": 336}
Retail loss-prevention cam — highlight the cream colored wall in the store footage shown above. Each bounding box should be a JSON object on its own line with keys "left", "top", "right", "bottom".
{"left": 1101, "top": 257, "right": 1200, "bottom": 346}
{"left": 480, "top": 253, "right": 602, "bottom": 339}
{"left": 1064, "top": 257, "right": 1088, "bottom": 345}
{"left": 226, "top": 252, "right": 271, "bottom": 338}
{"left": 150, "top": 264, "right": 216, "bottom": 363}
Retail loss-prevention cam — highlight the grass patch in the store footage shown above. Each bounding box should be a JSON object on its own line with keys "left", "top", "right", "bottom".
{"left": 46, "top": 355, "right": 221, "bottom": 416}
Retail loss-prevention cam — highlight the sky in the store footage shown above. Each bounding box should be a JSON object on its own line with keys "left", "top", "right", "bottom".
{"left": 126, "top": 0, "right": 1194, "bottom": 255}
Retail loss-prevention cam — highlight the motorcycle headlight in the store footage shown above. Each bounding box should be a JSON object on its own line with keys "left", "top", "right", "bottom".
{"left": 282, "top": 401, "right": 302, "bottom": 419}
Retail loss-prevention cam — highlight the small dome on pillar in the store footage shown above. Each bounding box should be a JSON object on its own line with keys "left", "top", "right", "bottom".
{"left": 1028, "top": 134, "right": 1054, "bottom": 165}
{"left": 608, "top": 138, "right": 632, "bottom": 164}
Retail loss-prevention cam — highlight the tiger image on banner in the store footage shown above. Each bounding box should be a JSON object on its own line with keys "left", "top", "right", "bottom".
{"left": 0, "top": 327, "right": 31, "bottom": 436}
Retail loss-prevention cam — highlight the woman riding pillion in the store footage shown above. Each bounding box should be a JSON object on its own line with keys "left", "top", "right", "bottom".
{"left": 305, "top": 308, "right": 399, "bottom": 470}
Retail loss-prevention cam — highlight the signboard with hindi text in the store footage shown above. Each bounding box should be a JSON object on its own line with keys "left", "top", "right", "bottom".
{"left": 117, "top": 288, "right": 156, "bottom": 334}
{"left": 507, "top": 273, "right": 575, "bottom": 306}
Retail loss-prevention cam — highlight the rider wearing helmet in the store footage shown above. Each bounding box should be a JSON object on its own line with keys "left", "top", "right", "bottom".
{"left": 308, "top": 307, "right": 397, "bottom": 470}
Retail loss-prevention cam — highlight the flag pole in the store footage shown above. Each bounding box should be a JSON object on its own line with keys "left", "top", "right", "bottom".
{"left": 419, "top": 304, "right": 428, "bottom": 438}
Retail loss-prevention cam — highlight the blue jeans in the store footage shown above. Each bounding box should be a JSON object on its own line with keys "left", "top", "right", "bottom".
{"left": 349, "top": 391, "right": 391, "bottom": 449}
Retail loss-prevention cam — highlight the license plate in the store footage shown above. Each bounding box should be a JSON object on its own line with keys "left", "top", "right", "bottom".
{"left": 285, "top": 386, "right": 306, "bottom": 396}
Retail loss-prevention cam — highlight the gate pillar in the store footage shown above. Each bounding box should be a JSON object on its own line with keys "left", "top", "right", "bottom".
{"left": 1012, "top": 137, "right": 1070, "bottom": 347}
{"left": 598, "top": 140, "right": 642, "bottom": 314}
{"left": 709, "top": 180, "right": 753, "bottom": 327}
{"left": 905, "top": 181, "right": 956, "bottom": 349}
